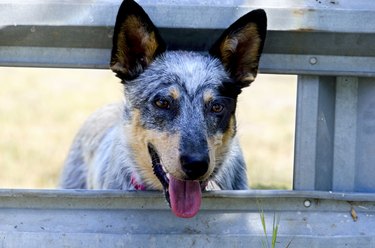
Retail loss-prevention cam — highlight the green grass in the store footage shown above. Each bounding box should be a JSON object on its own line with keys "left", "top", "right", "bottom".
{"left": 259, "top": 211, "right": 280, "bottom": 248}
{"left": 258, "top": 200, "right": 280, "bottom": 248}
{"left": 258, "top": 200, "right": 292, "bottom": 248}
{"left": 0, "top": 67, "right": 296, "bottom": 189}
{"left": 258, "top": 206, "right": 293, "bottom": 248}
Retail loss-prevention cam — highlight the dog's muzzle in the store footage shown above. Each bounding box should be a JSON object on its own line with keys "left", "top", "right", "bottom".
{"left": 147, "top": 143, "right": 206, "bottom": 218}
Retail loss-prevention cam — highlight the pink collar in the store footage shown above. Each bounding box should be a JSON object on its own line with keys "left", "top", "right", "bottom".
{"left": 130, "top": 174, "right": 146, "bottom": 191}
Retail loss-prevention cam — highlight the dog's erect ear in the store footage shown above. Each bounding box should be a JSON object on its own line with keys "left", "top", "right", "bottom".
{"left": 110, "top": 0, "right": 166, "bottom": 80}
{"left": 209, "top": 9, "right": 267, "bottom": 88}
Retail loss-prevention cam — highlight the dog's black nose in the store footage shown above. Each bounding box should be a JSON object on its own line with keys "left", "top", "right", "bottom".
{"left": 180, "top": 154, "right": 209, "bottom": 180}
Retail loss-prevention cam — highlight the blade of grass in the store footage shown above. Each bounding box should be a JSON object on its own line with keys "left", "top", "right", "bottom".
{"left": 271, "top": 213, "right": 280, "bottom": 248}
{"left": 258, "top": 201, "right": 270, "bottom": 248}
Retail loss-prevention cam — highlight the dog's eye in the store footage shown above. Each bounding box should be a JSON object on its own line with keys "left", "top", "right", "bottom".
{"left": 211, "top": 103, "right": 224, "bottom": 113}
{"left": 154, "top": 99, "right": 170, "bottom": 109}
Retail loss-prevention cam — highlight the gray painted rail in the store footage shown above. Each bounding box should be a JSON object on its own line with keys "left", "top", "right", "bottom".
{"left": 1, "top": 0, "right": 375, "bottom": 247}
{"left": 1, "top": 189, "right": 375, "bottom": 247}
{"left": 1, "top": 0, "right": 375, "bottom": 76}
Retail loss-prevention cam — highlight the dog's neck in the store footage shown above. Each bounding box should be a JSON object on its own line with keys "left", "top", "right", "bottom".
{"left": 130, "top": 173, "right": 146, "bottom": 190}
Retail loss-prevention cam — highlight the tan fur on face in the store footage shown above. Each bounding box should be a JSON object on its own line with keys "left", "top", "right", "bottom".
{"left": 203, "top": 89, "right": 214, "bottom": 103}
{"left": 128, "top": 110, "right": 183, "bottom": 189}
{"left": 202, "top": 89, "right": 236, "bottom": 179}
{"left": 169, "top": 86, "right": 180, "bottom": 100}
{"left": 208, "top": 116, "right": 236, "bottom": 167}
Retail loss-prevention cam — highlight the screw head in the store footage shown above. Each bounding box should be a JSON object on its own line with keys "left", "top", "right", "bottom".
{"left": 304, "top": 199, "right": 312, "bottom": 208}
{"left": 309, "top": 57, "right": 318, "bottom": 65}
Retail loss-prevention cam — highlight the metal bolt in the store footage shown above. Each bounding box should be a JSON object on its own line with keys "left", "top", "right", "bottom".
{"left": 309, "top": 57, "right": 318, "bottom": 65}
{"left": 304, "top": 199, "right": 312, "bottom": 208}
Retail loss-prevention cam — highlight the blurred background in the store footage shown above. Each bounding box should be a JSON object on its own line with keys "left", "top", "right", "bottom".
{"left": 0, "top": 67, "right": 296, "bottom": 189}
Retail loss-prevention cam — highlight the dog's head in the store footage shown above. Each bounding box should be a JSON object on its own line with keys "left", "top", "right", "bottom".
{"left": 110, "top": 0, "right": 267, "bottom": 218}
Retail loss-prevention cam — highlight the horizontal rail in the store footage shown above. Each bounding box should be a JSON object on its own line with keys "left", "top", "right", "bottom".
{"left": 1, "top": 0, "right": 375, "bottom": 32}
{"left": 0, "top": 0, "right": 374, "bottom": 76}
{"left": 2, "top": 189, "right": 375, "bottom": 205}
{"left": 0, "top": 190, "right": 375, "bottom": 247}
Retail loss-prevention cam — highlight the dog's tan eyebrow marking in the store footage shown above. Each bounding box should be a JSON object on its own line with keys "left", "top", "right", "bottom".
{"left": 203, "top": 89, "right": 214, "bottom": 103}
{"left": 169, "top": 86, "right": 180, "bottom": 100}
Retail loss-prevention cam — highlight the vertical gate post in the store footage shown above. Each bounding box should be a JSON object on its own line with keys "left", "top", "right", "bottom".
{"left": 294, "top": 75, "right": 336, "bottom": 191}
{"left": 332, "top": 77, "right": 358, "bottom": 191}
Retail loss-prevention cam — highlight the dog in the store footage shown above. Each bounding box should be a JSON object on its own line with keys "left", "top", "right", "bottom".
{"left": 60, "top": 0, "right": 267, "bottom": 218}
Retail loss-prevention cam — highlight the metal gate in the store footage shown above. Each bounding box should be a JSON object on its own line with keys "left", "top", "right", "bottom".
{"left": 1, "top": 1, "right": 375, "bottom": 247}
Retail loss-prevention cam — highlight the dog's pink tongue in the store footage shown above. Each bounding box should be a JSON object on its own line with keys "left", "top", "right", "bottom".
{"left": 169, "top": 175, "right": 201, "bottom": 218}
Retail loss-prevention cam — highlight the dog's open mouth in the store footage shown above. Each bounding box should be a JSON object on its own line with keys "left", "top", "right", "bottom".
{"left": 148, "top": 144, "right": 204, "bottom": 218}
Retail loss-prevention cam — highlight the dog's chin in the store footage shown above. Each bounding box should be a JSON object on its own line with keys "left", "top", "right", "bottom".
{"left": 147, "top": 143, "right": 207, "bottom": 218}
